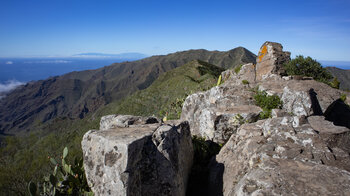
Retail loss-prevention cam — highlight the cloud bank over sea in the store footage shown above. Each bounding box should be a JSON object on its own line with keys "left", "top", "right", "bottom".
{"left": 0, "top": 79, "right": 25, "bottom": 94}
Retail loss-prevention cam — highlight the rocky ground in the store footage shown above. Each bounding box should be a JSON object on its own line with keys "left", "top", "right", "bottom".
{"left": 82, "top": 42, "right": 350, "bottom": 196}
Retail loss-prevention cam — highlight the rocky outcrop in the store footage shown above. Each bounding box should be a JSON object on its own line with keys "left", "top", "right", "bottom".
{"left": 258, "top": 79, "right": 347, "bottom": 116}
{"left": 180, "top": 41, "right": 350, "bottom": 195}
{"left": 221, "top": 63, "right": 256, "bottom": 85}
{"left": 181, "top": 61, "right": 348, "bottom": 144}
{"left": 82, "top": 118, "right": 193, "bottom": 196}
{"left": 209, "top": 116, "right": 350, "bottom": 195}
{"left": 255, "top": 41, "right": 290, "bottom": 81}
{"left": 180, "top": 85, "right": 260, "bottom": 144}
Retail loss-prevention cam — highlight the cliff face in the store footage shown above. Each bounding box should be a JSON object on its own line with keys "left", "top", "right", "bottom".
{"left": 82, "top": 42, "right": 350, "bottom": 195}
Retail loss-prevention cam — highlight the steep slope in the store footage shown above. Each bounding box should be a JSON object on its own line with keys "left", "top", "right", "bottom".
{"left": 97, "top": 60, "right": 223, "bottom": 119}
{"left": 0, "top": 47, "right": 256, "bottom": 134}
{"left": 326, "top": 67, "right": 350, "bottom": 90}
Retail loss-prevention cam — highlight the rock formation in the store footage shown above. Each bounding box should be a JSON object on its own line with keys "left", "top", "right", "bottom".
{"left": 255, "top": 41, "right": 290, "bottom": 81}
{"left": 181, "top": 41, "right": 349, "bottom": 144}
{"left": 82, "top": 116, "right": 193, "bottom": 196}
{"left": 208, "top": 116, "right": 350, "bottom": 195}
{"left": 82, "top": 41, "right": 350, "bottom": 195}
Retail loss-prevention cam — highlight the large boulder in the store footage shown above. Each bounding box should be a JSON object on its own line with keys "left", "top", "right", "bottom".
{"left": 258, "top": 79, "right": 349, "bottom": 116}
{"left": 181, "top": 84, "right": 260, "bottom": 144}
{"left": 255, "top": 41, "right": 291, "bottom": 81}
{"left": 82, "top": 117, "right": 193, "bottom": 196}
{"left": 221, "top": 63, "right": 256, "bottom": 85}
{"left": 209, "top": 116, "right": 350, "bottom": 195}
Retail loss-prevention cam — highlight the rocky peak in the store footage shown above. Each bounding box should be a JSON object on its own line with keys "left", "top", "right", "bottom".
{"left": 255, "top": 41, "right": 291, "bottom": 81}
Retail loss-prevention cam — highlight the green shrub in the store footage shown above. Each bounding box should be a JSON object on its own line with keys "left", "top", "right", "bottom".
{"left": 166, "top": 94, "right": 188, "bottom": 120}
{"left": 234, "top": 64, "right": 243, "bottom": 74}
{"left": 253, "top": 90, "right": 283, "bottom": 119}
{"left": 196, "top": 60, "right": 225, "bottom": 78}
{"left": 340, "top": 94, "right": 347, "bottom": 102}
{"left": 283, "top": 55, "right": 333, "bottom": 84}
{"left": 242, "top": 80, "right": 249, "bottom": 85}
{"left": 330, "top": 77, "right": 340, "bottom": 89}
{"left": 259, "top": 109, "right": 272, "bottom": 119}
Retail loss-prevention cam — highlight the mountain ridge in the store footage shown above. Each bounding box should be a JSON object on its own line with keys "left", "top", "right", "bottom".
{"left": 0, "top": 47, "right": 256, "bottom": 134}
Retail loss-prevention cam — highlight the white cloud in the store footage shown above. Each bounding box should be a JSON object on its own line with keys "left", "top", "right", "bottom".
{"left": 0, "top": 80, "right": 25, "bottom": 93}
{"left": 24, "top": 60, "right": 72, "bottom": 64}
{"left": 5, "top": 61, "right": 13, "bottom": 64}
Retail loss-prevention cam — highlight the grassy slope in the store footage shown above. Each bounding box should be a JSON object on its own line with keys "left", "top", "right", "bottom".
{"left": 0, "top": 60, "right": 222, "bottom": 195}
{"left": 97, "top": 60, "right": 222, "bottom": 119}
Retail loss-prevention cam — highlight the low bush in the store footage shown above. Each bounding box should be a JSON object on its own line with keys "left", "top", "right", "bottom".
{"left": 234, "top": 64, "right": 243, "bottom": 74}
{"left": 283, "top": 55, "right": 334, "bottom": 85}
{"left": 253, "top": 90, "right": 283, "bottom": 119}
{"left": 242, "top": 80, "right": 249, "bottom": 85}
{"left": 330, "top": 77, "right": 340, "bottom": 89}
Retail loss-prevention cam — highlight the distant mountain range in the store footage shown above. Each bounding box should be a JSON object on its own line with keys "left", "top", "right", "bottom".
{"left": 0, "top": 47, "right": 256, "bottom": 134}
{"left": 73, "top": 52, "right": 148, "bottom": 59}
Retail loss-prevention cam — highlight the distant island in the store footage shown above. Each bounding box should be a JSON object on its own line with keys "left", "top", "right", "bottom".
{"left": 73, "top": 52, "right": 148, "bottom": 59}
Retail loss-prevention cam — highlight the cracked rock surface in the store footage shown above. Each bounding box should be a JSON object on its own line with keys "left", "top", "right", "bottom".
{"left": 82, "top": 119, "right": 193, "bottom": 196}
{"left": 209, "top": 116, "right": 350, "bottom": 196}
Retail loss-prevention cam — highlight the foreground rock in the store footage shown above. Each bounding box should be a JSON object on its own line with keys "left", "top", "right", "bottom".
{"left": 209, "top": 116, "right": 350, "bottom": 195}
{"left": 82, "top": 117, "right": 193, "bottom": 196}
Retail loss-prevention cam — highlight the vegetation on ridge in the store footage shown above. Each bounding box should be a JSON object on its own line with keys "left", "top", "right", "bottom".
{"left": 253, "top": 89, "right": 283, "bottom": 119}
{"left": 97, "top": 60, "right": 222, "bottom": 120}
{"left": 283, "top": 55, "right": 338, "bottom": 88}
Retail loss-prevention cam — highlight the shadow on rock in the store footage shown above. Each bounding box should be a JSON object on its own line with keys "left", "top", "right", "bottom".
{"left": 186, "top": 137, "right": 222, "bottom": 196}
{"left": 309, "top": 88, "right": 323, "bottom": 115}
{"left": 324, "top": 99, "right": 350, "bottom": 129}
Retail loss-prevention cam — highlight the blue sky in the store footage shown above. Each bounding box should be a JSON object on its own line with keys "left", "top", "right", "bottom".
{"left": 1, "top": 0, "right": 350, "bottom": 61}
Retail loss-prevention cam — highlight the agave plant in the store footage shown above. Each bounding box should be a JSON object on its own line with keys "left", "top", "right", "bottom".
{"left": 28, "top": 147, "right": 93, "bottom": 196}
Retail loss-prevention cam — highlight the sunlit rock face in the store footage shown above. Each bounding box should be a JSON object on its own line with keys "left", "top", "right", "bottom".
{"left": 82, "top": 118, "right": 193, "bottom": 196}
{"left": 208, "top": 116, "right": 350, "bottom": 196}
{"left": 255, "top": 41, "right": 291, "bottom": 81}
